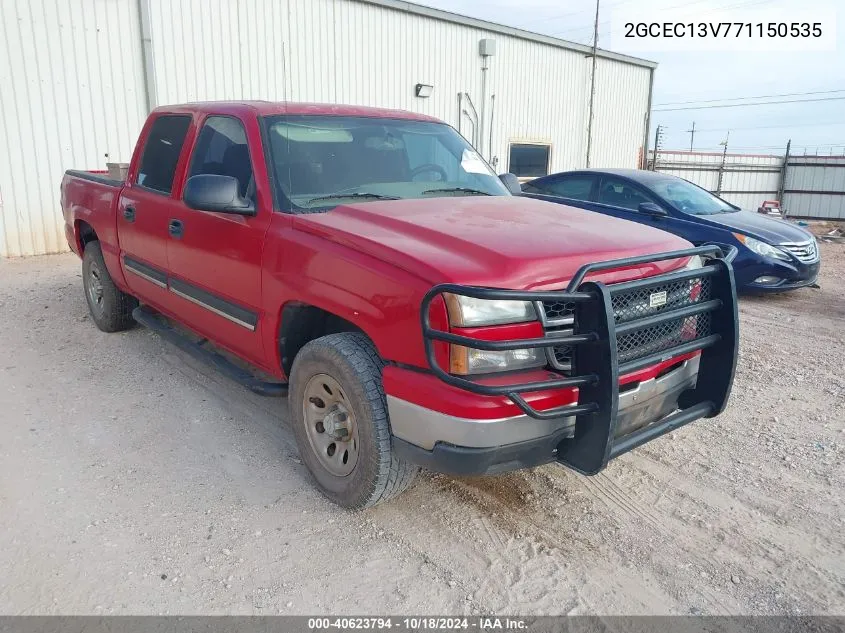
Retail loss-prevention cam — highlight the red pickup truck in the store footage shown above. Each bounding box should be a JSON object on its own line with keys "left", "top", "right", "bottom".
{"left": 61, "top": 102, "right": 738, "bottom": 508}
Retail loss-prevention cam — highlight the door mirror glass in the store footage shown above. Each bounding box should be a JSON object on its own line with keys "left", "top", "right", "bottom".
{"left": 184, "top": 175, "right": 255, "bottom": 215}
{"left": 639, "top": 201, "right": 668, "bottom": 216}
{"left": 498, "top": 172, "right": 523, "bottom": 195}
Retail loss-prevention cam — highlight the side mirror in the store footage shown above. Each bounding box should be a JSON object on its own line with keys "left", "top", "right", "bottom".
{"left": 498, "top": 173, "right": 523, "bottom": 195}
{"left": 184, "top": 175, "right": 255, "bottom": 215}
{"left": 639, "top": 201, "right": 668, "bottom": 216}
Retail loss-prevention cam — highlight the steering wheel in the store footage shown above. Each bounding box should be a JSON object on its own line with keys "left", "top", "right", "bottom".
{"left": 410, "top": 163, "right": 448, "bottom": 182}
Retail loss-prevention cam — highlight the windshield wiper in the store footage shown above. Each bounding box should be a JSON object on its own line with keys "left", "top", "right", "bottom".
{"left": 306, "top": 192, "right": 400, "bottom": 205}
{"left": 421, "top": 187, "right": 491, "bottom": 196}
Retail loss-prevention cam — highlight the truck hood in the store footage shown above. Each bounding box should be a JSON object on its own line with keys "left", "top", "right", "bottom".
{"left": 294, "top": 196, "right": 692, "bottom": 289}
{"left": 692, "top": 209, "right": 814, "bottom": 244}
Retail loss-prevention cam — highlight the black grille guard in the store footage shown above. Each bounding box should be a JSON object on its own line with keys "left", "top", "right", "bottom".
{"left": 420, "top": 244, "right": 739, "bottom": 475}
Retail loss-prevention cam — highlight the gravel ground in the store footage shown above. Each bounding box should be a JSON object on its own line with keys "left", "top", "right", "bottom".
{"left": 0, "top": 242, "right": 843, "bottom": 615}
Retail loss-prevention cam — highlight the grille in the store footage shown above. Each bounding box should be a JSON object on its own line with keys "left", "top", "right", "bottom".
{"left": 779, "top": 239, "right": 818, "bottom": 263}
{"left": 543, "top": 274, "right": 713, "bottom": 369}
{"left": 540, "top": 300, "right": 576, "bottom": 324}
{"left": 612, "top": 277, "right": 711, "bottom": 323}
{"left": 616, "top": 313, "right": 711, "bottom": 363}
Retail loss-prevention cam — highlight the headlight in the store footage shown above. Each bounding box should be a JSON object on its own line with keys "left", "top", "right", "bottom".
{"left": 443, "top": 293, "right": 544, "bottom": 375}
{"left": 451, "top": 346, "right": 545, "bottom": 375}
{"left": 684, "top": 255, "right": 704, "bottom": 270}
{"left": 443, "top": 293, "right": 536, "bottom": 326}
{"left": 733, "top": 233, "right": 790, "bottom": 261}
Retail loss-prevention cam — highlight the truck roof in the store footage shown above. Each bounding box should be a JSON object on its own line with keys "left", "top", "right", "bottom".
{"left": 151, "top": 101, "right": 442, "bottom": 122}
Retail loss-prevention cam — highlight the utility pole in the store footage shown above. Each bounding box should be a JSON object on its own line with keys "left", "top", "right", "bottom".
{"left": 686, "top": 121, "right": 696, "bottom": 151}
{"left": 777, "top": 139, "right": 791, "bottom": 211}
{"left": 716, "top": 131, "right": 730, "bottom": 195}
{"left": 651, "top": 124, "right": 664, "bottom": 170}
{"left": 585, "top": 0, "right": 600, "bottom": 167}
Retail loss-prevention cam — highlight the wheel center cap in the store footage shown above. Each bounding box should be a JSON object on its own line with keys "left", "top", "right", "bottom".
{"left": 322, "top": 405, "right": 350, "bottom": 441}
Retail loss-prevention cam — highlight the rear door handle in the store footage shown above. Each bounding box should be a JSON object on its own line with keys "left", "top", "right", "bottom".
{"left": 168, "top": 219, "right": 184, "bottom": 239}
{"left": 123, "top": 206, "right": 136, "bottom": 222}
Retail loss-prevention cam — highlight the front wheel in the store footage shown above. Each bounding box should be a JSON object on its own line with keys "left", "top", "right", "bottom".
{"left": 82, "top": 242, "right": 138, "bottom": 332}
{"left": 288, "top": 333, "right": 418, "bottom": 508}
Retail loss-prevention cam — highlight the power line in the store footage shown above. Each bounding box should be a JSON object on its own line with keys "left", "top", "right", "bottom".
{"left": 654, "top": 89, "right": 845, "bottom": 107}
{"left": 675, "top": 141, "right": 845, "bottom": 150}
{"left": 653, "top": 96, "right": 845, "bottom": 112}
{"left": 686, "top": 120, "right": 845, "bottom": 133}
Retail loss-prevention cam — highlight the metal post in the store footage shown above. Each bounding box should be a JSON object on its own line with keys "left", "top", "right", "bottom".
{"left": 480, "top": 58, "right": 488, "bottom": 158}
{"left": 585, "top": 0, "right": 600, "bottom": 168}
{"left": 777, "top": 139, "right": 791, "bottom": 212}
{"left": 716, "top": 132, "right": 729, "bottom": 195}
{"left": 651, "top": 124, "right": 662, "bottom": 170}
{"left": 136, "top": 0, "right": 158, "bottom": 112}
{"left": 641, "top": 67, "right": 654, "bottom": 169}
{"left": 687, "top": 121, "right": 696, "bottom": 151}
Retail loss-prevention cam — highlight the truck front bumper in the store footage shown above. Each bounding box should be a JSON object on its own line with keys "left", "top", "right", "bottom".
{"left": 390, "top": 356, "right": 699, "bottom": 475}
{"left": 411, "top": 244, "right": 739, "bottom": 476}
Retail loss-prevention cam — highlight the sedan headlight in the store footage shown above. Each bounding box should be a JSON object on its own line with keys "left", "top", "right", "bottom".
{"left": 733, "top": 233, "right": 790, "bottom": 261}
{"left": 443, "top": 293, "right": 536, "bottom": 326}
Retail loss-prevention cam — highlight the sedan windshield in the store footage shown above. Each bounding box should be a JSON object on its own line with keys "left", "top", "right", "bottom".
{"left": 651, "top": 178, "right": 738, "bottom": 215}
{"left": 263, "top": 115, "right": 509, "bottom": 210}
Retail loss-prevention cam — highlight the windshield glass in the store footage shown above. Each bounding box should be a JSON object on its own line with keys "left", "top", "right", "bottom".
{"left": 262, "top": 115, "right": 509, "bottom": 210}
{"left": 651, "top": 178, "right": 737, "bottom": 215}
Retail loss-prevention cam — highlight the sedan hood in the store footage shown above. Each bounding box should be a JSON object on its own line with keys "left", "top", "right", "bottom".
{"left": 295, "top": 196, "right": 692, "bottom": 288}
{"left": 697, "top": 209, "right": 813, "bottom": 244}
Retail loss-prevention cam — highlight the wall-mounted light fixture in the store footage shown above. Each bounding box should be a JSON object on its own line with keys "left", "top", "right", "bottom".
{"left": 415, "top": 83, "right": 434, "bottom": 98}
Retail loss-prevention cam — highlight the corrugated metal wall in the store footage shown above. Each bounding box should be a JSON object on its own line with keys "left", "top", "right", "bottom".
{"left": 1, "top": 0, "right": 653, "bottom": 256}
{"left": 649, "top": 150, "right": 845, "bottom": 218}
{"left": 784, "top": 156, "right": 845, "bottom": 219}
{"left": 0, "top": 0, "right": 148, "bottom": 257}
{"left": 149, "top": 0, "right": 651, "bottom": 173}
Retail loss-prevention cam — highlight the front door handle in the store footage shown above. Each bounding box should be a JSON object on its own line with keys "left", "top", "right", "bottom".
{"left": 168, "top": 219, "right": 184, "bottom": 239}
{"left": 123, "top": 206, "right": 136, "bottom": 222}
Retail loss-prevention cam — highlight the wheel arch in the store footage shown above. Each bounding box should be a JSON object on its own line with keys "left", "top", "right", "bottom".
{"left": 75, "top": 220, "right": 99, "bottom": 252}
{"left": 277, "top": 301, "right": 370, "bottom": 376}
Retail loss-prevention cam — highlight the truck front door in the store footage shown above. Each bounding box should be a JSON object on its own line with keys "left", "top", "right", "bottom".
{"left": 164, "top": 114, "right": 271, "bottom": 370}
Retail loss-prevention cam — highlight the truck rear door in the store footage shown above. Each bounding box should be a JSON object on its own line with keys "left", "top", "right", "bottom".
{"left": 163, "top": 113, "right": 271, "bottom": 369}
{"left": 118, "top": 114, "right": 193, "bottom": 304}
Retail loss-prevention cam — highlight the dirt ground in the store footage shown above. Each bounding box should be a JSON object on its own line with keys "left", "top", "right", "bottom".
{"left": 0, "top": 241, "right": 843, "bottom": 616}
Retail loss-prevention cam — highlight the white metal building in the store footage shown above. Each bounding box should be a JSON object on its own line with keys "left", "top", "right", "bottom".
{"left": 0, "top": 0, "right": 656, "bottom": 257}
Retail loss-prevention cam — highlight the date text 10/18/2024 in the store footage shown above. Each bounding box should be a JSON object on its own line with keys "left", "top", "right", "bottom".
{"left": 308, "top": 617, "right": 528, "bottom": 631}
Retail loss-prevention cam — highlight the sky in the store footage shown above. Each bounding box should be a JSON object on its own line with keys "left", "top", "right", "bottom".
{"left": 416, "top": 0, "right": 845, "bottom": 155}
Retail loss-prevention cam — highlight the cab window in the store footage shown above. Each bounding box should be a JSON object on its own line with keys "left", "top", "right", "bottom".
{"left": 188, "top": 116, "right": 254, "bottom": 200}
{"left": 136, "top": 115, "right": 191, "bottom": 194}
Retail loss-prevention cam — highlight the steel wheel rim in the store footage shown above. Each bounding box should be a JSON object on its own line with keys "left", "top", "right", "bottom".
{"left": 302, "top": 373, "right": 359, "bottom": 477}
{"left": 87, "top": 261, "right": 105, "bottom": 312}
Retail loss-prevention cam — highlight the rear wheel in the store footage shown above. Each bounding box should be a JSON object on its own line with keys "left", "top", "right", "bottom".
{"left": 82, "top": 241, "right": 137, "bottom": 332}
{"left": 289, "top": 333, "right": 418, "bottom": 508}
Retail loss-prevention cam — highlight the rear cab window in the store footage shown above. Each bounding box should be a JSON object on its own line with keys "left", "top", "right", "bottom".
{"left": 135, "top": 115, "right": 192, "bottom": 194}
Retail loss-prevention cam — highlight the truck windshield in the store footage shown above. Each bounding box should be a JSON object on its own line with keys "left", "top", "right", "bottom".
{"left": 262, "top": 115, "right": 509, "bottom": 210}
{"left": 650, "top": 178, "right": 738, "bottom": 215}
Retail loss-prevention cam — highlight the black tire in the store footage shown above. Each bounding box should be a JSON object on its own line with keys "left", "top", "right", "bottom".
{"left": 82, "top": 241, "right": 138, "bottom": 332}
{"left": 289, "top": 332, "right": 418, "bottom": 508}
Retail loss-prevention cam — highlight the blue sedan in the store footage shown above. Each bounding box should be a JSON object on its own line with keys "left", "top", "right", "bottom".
{"left": 522, "top": 169, "right": 820, "bottom": 293}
